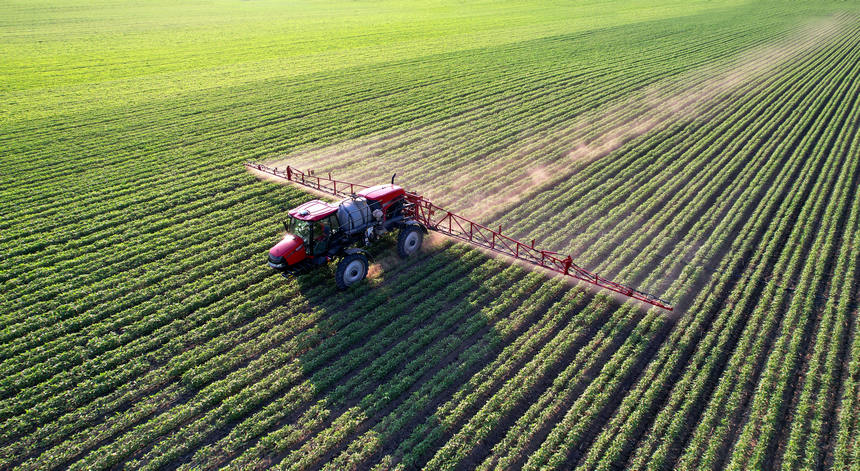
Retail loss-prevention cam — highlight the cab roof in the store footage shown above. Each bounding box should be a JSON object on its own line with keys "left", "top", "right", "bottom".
{"left": 288, "top": 200, "right": 337, "bottom": 221}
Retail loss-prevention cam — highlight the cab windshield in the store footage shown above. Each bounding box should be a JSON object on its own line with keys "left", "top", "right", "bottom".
{"left": 288, "top": 217, "right": 312, "bottom": 242}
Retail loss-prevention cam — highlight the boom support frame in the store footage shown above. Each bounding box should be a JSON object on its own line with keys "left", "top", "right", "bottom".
{"left": 245, "top": 162, "right": 673, "bottom": 311}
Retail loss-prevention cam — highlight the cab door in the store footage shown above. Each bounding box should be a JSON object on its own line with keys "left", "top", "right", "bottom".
{"left": 312, "top": 215, "right": 338, "bottom": 255}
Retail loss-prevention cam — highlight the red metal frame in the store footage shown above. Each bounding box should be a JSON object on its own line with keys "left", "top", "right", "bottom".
{"left": 246, "top": 163, "right": 369, "bottom": 198}
{"left": 245, "top": 162, "right": 673, "bottom": 311}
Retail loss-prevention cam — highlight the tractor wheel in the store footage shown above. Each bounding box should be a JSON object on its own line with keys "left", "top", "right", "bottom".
{"left": 335, "top": 253, "right": 368, "bottom": 289}
{"left": 397, "top": 225, "right": 424, "bottom": 258}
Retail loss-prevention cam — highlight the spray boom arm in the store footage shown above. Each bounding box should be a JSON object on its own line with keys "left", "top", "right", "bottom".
{"left": 245, "top": 162, "right": 673, "bottom": 311}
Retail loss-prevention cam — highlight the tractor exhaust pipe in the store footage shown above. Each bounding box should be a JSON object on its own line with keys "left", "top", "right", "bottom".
{"left": 391, "top": 173, "right": 396, "bottom": 185}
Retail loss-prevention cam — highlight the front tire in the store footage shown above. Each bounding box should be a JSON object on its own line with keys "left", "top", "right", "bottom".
{"left": 335, "top": 253, "right": 368, "bottom": 289}
{"left": 397, "top": 225, "right": 424, "bottom": 258}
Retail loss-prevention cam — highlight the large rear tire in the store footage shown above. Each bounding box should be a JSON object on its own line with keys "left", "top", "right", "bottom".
{"left": 397, "top": 225, "right": 424, "bottom": 258}
{"left": 335, "top": 253, "right": 368, "bottom": 289}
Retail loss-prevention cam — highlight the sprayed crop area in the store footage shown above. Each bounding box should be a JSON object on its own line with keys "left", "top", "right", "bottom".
{"left": 2, "top": 1, "right": 860, "bottom": 469}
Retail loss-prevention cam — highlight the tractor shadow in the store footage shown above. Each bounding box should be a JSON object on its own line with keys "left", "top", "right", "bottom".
{"left": 216, "top": 239, "right": 664, "bottom": 470}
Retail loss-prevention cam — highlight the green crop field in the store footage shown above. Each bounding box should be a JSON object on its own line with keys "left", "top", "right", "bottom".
{"left": 3, "top": 0, "right": 860, "bottom": 469}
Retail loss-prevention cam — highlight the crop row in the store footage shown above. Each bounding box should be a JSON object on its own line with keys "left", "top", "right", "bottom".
{"left": 566, "top": 32, "right": 860, "bottom": 471}
{"left": 8, "top": 242, "right": 464, "bottom": 469}
{"left": 4, "top": 5, "right": 860, "bottom": 470}
{"left": 478, "top": 26, "right": 856, "bottom": 469}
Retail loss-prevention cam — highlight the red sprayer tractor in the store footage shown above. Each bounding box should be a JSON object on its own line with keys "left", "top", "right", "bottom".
{"left": 245, "top": 163, "right": 673, "bottom": 311}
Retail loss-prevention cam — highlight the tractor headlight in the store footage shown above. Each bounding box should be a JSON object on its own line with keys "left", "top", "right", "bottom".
{"left": 268, "top": 254, "right": 286, "bottom": 269}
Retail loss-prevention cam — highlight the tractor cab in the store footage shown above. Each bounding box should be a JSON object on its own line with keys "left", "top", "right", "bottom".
{"left": 287, "top": 200, "right": 341, "bottom": 256}
{"left": 268, "top": 200, "right": 340, "bottom": 272}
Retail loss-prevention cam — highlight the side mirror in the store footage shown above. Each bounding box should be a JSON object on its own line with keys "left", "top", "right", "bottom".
{"left": 283, "top": 220, "right": 289, "bottom": 233}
